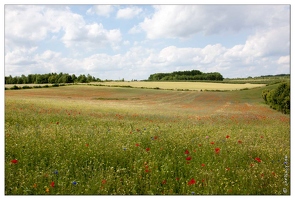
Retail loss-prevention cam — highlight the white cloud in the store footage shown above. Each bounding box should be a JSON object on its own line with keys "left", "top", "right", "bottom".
{"left": 137, "top": 5, "right": 289, "bottom": 39}
{"left": 278, "top": 56, "right": 290, "bottom": 65}
{"left": 61, "top": 22, "right": 122, "bottom": 51}
{"left": 86, "top": 5, "right": 114, "bottom": 17}
{"left": 4, "top": 5, "right": 290, "bottom": 80}
{"left": 5, "top": 47, "right": 38, "bottom": 65}
{"left": 242, "top": 26, "right": 290, "bottom": 58}
{"left": 128, "top": 25, "right": 141, "bottom": 34}
{"left": 116, "top": 6, "right": 142, "bottom": 19}
{"left": 5, "top": 5, "right": 63, "bottom": 50}
{"left": 5, "top": 5, "right": 122, "bottom": 54}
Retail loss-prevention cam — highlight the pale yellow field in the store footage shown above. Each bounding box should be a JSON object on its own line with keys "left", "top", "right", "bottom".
{"left": 95, "top": 81, "right": 266, "bottom": 91}
{"left": 5, "top": 83, "right": 56, "bottom": 88}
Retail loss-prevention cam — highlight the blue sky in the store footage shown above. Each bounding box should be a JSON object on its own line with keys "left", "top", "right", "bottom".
{"left": 4, "top": 3, "right": 291, "bottom": 80}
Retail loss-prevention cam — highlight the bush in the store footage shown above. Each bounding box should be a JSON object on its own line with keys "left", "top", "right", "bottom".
{"left": 22, "top": 85, "right": 32, "bottom": 89}
{"left": 33, "top": 85, "right": 42, "bottom": 88}
{"left": 262, "top": 82, "right": 290, "bottom": 114}
{"left": 10, "top": 85, "right": 20, "bottom": 90}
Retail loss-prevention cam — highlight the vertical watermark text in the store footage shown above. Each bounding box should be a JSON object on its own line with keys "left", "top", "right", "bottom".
{"left": 283, "top": 155, "right": 289, "bottom": 194}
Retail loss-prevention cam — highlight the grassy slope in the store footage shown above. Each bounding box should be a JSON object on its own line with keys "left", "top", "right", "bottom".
{"left": 5, "top": 84, "right": 290, "bottom": 195}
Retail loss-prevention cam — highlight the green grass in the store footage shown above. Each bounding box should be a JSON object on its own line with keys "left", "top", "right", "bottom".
{"left": 5, "top": 84, "right": 290, "bottom": 195}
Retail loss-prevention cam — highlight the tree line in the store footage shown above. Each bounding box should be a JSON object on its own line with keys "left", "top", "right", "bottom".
{"left": 262, "top": 82, "right": 290, "bottom": 114}
{"left": 5, "top": 73, "right": 101, "bottom": 84}
{"left": 148, "top": 70, "right": 224, "bottom": 81}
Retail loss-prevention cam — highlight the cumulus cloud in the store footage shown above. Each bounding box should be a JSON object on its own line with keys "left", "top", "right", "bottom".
{"left": 86, "top": 5, "right": 114, "bottom": 17}
{"left": 137, "top": 5, "right": 289, "bottom": 39}
{"left": 5, "top": 5, "right": 64, "bottom": 50}
{"left": 5, "top": 47, "right": 38, "bottom": 65}
{"left": 242, "top": 26, "right": 290, "bottom": 58}
{"left": 4, "top": 5, "right": 290, "bottom": 80}
{"left": 61, "top": 22, "right": 122, "bottom": 51}
{"left": 278, "top": 55, "right": 290, "bottom": 65}
{"left": 5, "top": 5, "right": 122, "bottom": 53}
{"left": 116, "top": 6, "right": 142, "bottom": 19}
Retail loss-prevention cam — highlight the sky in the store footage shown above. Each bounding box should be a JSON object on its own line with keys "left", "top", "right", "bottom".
{"left": 4, "top": 3, "right": 291, "bottom": 80}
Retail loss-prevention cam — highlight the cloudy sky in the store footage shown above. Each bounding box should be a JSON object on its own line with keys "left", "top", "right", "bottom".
{"left": 4, "top": 4, "right": 290, "bottom": 80}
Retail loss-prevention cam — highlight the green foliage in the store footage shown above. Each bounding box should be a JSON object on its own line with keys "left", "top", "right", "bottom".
{"left": 5, "top": 73, "right": 101, "bottom": 84}
{"left": 22, "top": 85, "right": 32, "bottom": 89}
{"left": 10, "top": 85, "right": 20, "bottom": 90}
{"left": 148, "top": 70, "right": 223, "bottom": 81}
{"left": 262, "top": 82, "right": 290, "bottom": 114}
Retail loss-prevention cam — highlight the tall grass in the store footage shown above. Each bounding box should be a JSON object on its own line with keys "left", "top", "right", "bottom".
{"left": 5, "top": 85, "right": 290, "bottom": 195}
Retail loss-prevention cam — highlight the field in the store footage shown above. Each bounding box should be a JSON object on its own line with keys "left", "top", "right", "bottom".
{"left": 5, "top": 83, "right": 290, "bottom": 195}
{"left": 94, "top": 81, "right": 266, "bottom": 91}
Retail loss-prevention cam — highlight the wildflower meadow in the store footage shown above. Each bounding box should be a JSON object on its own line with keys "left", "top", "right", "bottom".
{"left": 5, "top": 83, "right": 290, "bottom": 195}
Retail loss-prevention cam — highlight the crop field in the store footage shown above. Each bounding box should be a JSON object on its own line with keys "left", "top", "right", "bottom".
{"left": 5, "top": 83, "right": 290, "bottom": 195}
{"left": 95, "top": 81, "right": 266, "bottom": 91}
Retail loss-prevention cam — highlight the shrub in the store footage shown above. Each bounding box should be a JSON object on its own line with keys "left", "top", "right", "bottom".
{"left": 33, "top": 85, "right": 42, "bottom": 88}
{"left": 22, "top": 85, "right": 32, "bottom": 89}
{"left": 10, "top": 85, "right": 20, "bottom": 90}
{"left": 262, "top": 82, "right": 290, "bottom": 114}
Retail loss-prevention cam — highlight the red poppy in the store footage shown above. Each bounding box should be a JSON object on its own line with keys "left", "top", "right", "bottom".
{"left": 226, "top": 167, "right": 230, "bottom": 171}
{"left": 11, "top": 159, "right": 18, "bottom": 164}
{"left": 238, "top": 140, "right": 242, "bottom": 144}
{"left": 272, "top": 172, "right": 276, "bottom": 176}
{"left": 85, "top": 143, "right": 89, "bottom": 147}
{"left": 102, "top": 179, "right": 107, "bottom": 184}
{"left": 255, "top": 157, "right": 262, "bottom": 163}
{"left": 215, "top": 148, "right": 220, "bottom": 154}
{"left": 176, "top": 177, "right": 180, "bottom": 181}
{"left": 201, "top": 163, "right": 205, "bottom": 167}
{"left": 50, "top": 181, "right": 55, "bottom": 188}
{"left": 146, "top": 148, "right": 150, "bottom": 152}
{"left": 188, "top": 178, "right": 196, "bottom": 185}
{"left": 145, "top": 169, "right": 149, "bottom": 173}
{"left": 135, "top": 143, "right": 140, "bottom": 147}
{"left": 185, "top": 149, "right": 189, "bottom": 154}
{"left": 226, "top": 135, "right": 230, "bottom": 139}
{"left": 162, "top": 180, "right": 167, "bottom": 185}
{"left": 210, "top": 141, "right": 215, "bottom": 145}
{"left": 186, "top": 156, "right": 192, "bottom": 161}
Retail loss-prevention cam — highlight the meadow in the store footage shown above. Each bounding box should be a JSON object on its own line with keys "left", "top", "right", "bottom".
{"left": 5, "top": 83, "right": 290, "bottom": 195}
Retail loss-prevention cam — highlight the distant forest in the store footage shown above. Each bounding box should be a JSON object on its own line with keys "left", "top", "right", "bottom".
{"left": 5, "top": 73, "right": 101, "bottom": 84}
{"left": 148, "top": 70, "right": 224, "bottom": 81}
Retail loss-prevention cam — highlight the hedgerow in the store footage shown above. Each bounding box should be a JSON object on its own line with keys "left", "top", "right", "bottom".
{"left": 262, "top": 82, "right": 290, "bottom": 114}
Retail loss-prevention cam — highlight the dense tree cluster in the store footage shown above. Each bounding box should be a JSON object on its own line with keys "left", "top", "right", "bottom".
{"left": 148, "top": 70, "right": 223, "bottom": 81}
{"left": 5, "top": 73, "right": 101, "bottom": 84}
{"left": 262, "top": 82, "right": 290, "bottom": 114}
